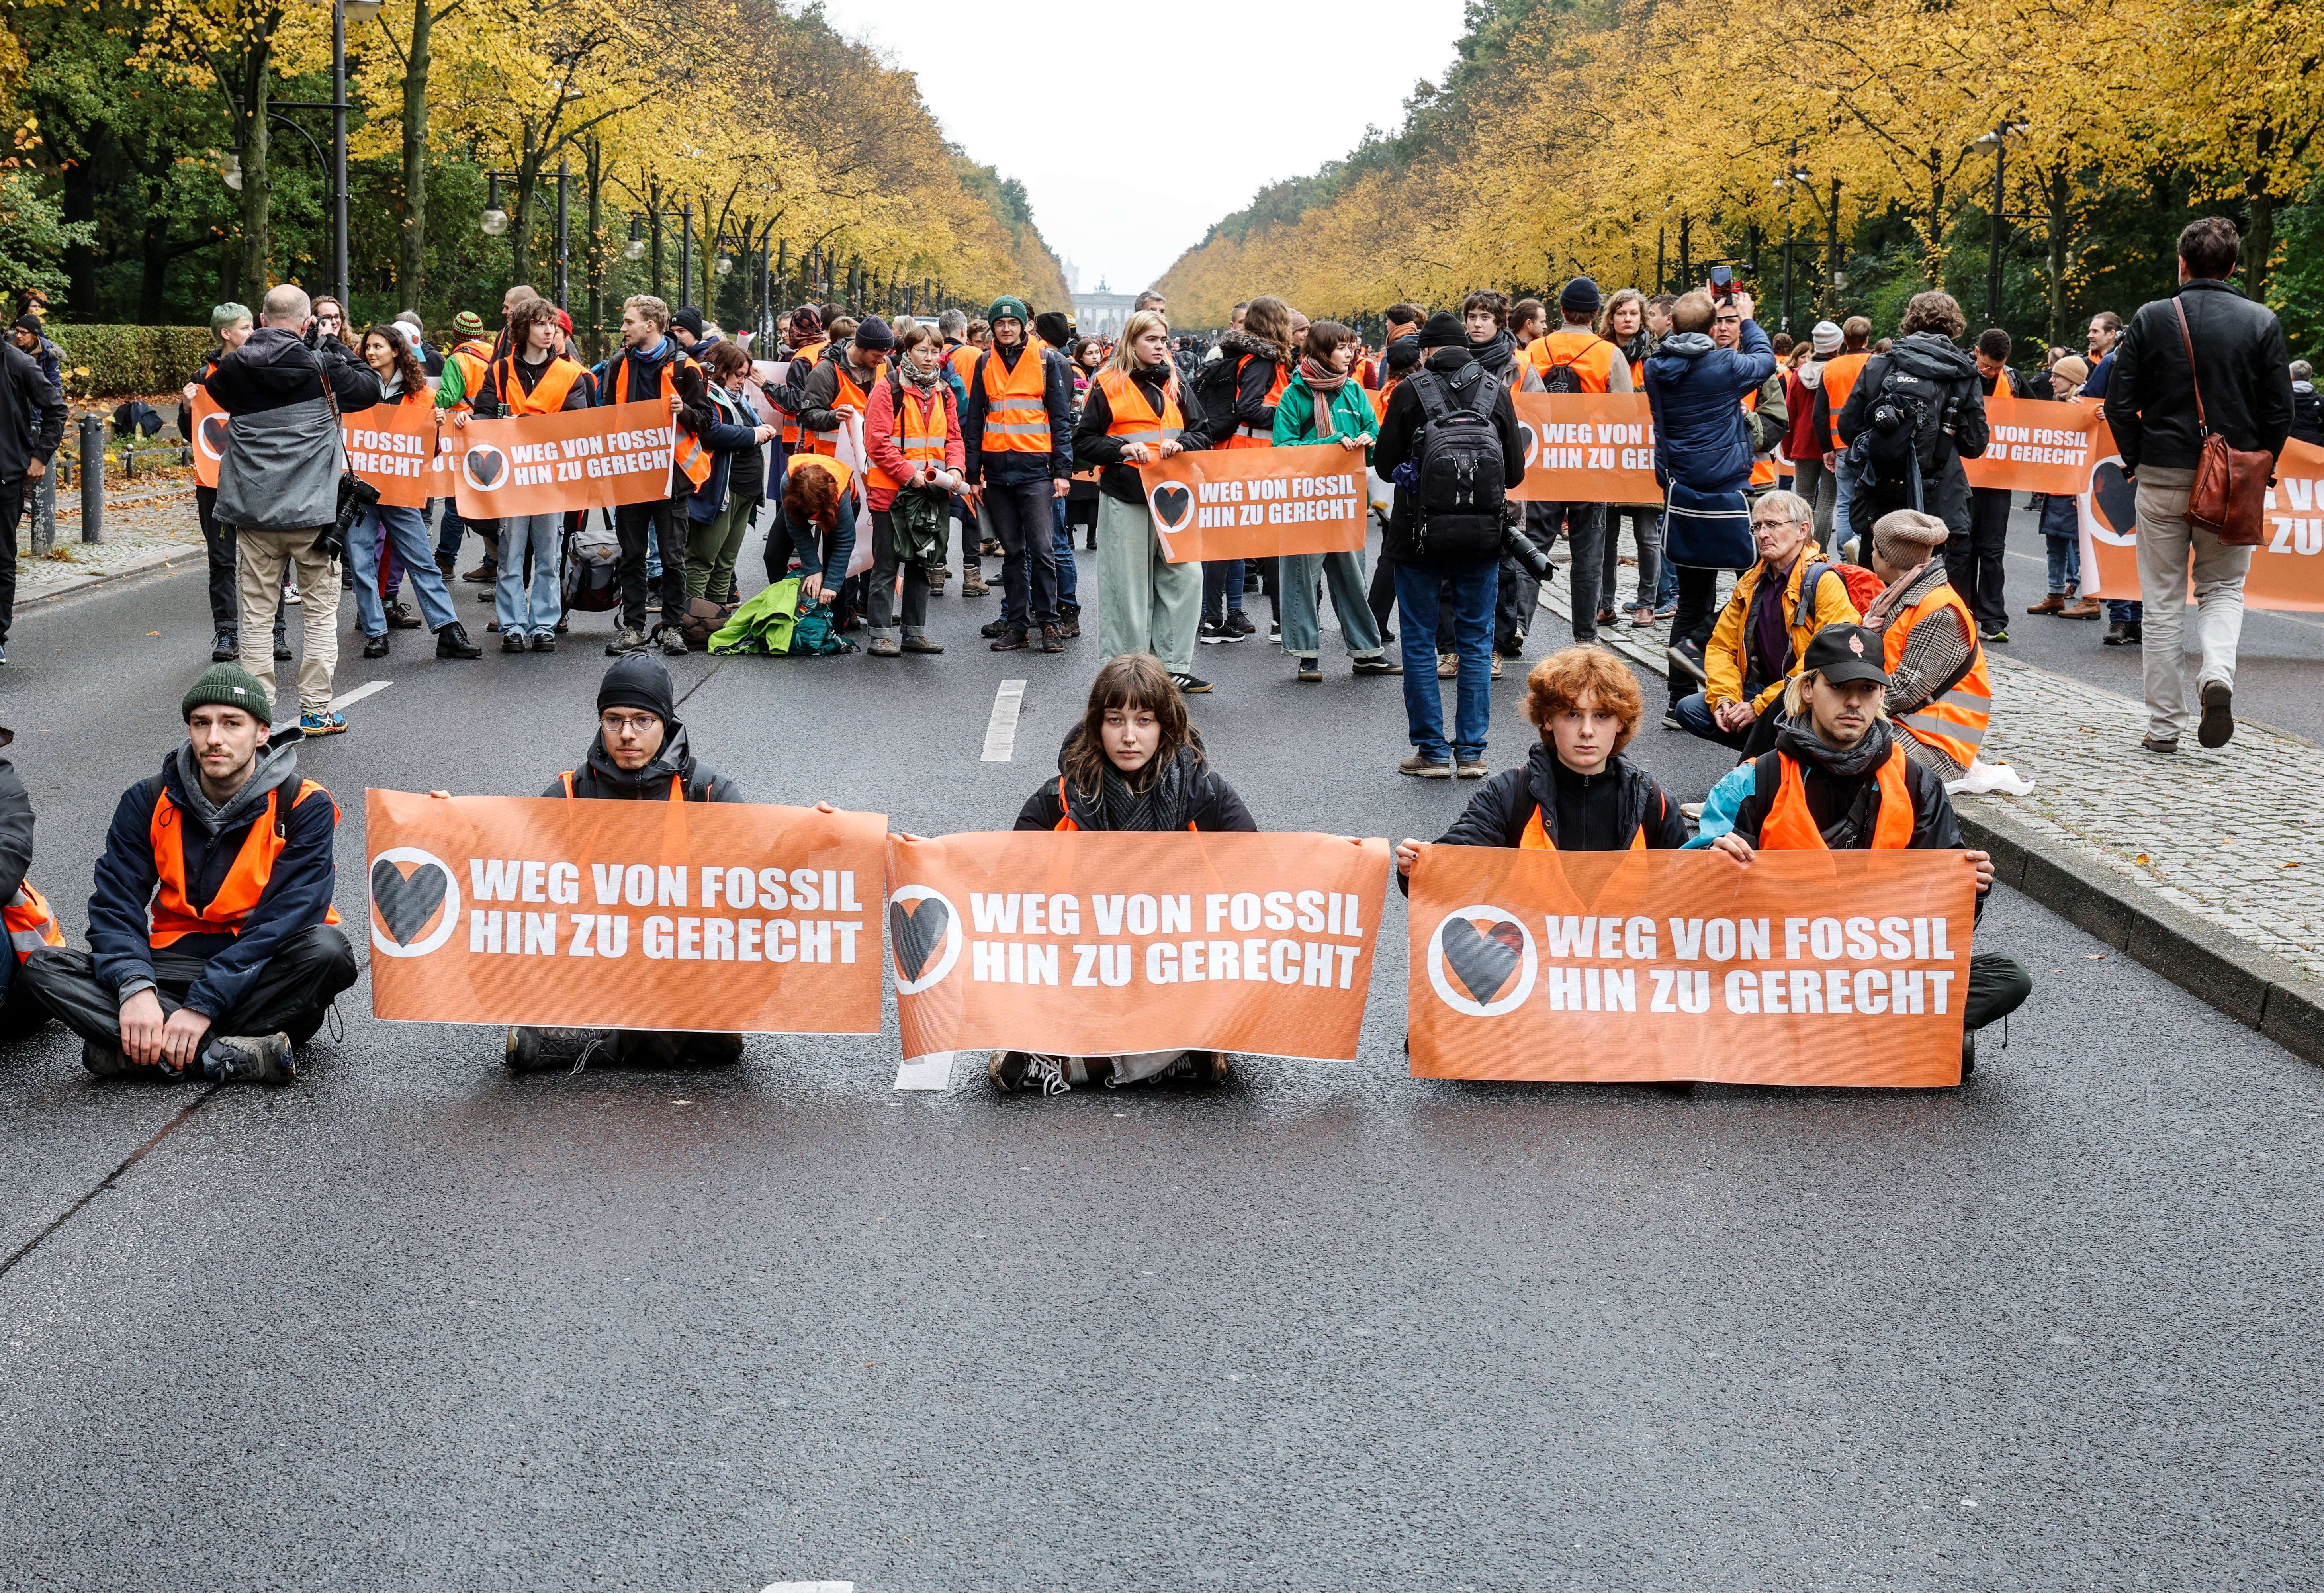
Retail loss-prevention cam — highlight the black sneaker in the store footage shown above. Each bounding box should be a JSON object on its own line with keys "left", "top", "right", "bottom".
{"left": 1169, "top": 672, "right": 1213, "bottom": 694}
{"left": 1225, "top": 612, "right": 1256, "bottom": 640}
{"left": 980, "top": 617, "right": 1014, "bottom": 639}
{"left": 274, "top": 638, "right": 293, "bottom": 661}
{"left": 501, "top": 630, "right": 528, "bottom": 653}
{"left": 1296, "top": 656, "right": 1322, "bottom": 682}
{"left": 1351, "top": 655, "right": 1402, "bottom": 675}
{"left": 531, "top": 632, "right": 556, "bottom": 652}
{"left": 211, "top": 630, "right": 238, "bottom": 663}
{"left": 202, "top": 1032, "right": 296, "bottom": 1085}
{"left": 1979, "top": 624, "right": 2009, "bottom": 644}
{"left": 362, "top": 633, "right": 391, "bottom": 659}
{"left": 81, "top": 1038, "right": 133, "bottom": 1078}
{"left": 987, "top": 1049, "right": 1071, "bottom": 1095}
{"left": 505, "top": 1026, "right": 612, "bottom": 1074}
{"left": 991, "top": 631, "right": 1031, "bottom": 652}
{"left": 1197, "top": 621, "right": 1229, "bottom": 645}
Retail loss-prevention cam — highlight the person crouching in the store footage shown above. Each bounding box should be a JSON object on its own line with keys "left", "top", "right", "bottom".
{"left": 991, "top": 652, "right": 1256, "bottom": 1096}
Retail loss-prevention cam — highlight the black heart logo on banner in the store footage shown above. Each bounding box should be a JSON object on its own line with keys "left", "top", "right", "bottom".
{"left": 198, "top": 413, "right": 230, "bottom": 457}
{"left": 1440, "top": 917, "right": 1524, "bottom": 1005}
{"left": 890, "top": 896, "right": 951, "bottom": 982}
{"left": 464, "top": 446, "right": 505, "bottom": 489}
{"left": 370, "top": 857, "right": 449, "bottom": 947}
{"left": 1151, "top": 483, "right": 1192, "bottom": 532}
{"left": 2091, "top": 460, "right": 2136, "bottom": 536}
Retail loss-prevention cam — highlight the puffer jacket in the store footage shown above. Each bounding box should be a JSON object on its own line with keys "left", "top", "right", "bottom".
{"left": 542, "top": 724, "right": 742, "bottom": 802}
{"left": 1644, "top": 319, "right": 1776, "bottom": 493}
{"left": 1397, "top": 744, "right": 1687, "bottom": 895}
{"left": 1013, "top": 731, "right": 1256, "bottom": 832}
{"left": 1835, "top": 332, "right": 1990, "bottom": 536}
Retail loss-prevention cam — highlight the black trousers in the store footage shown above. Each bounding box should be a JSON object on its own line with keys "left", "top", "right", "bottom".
{"left": 1369, "top": 550, "right": 1398, "bottom": 640}
{"left": 984, "top": 478, "right": 1059, "bottom": 632}
{"left": 614, "top": 496, "right": 688, "bottom": 632}
{"left": 198, "top": 485, "right": 287, "bottom": 644}
{"left": 1544, "top": 501, "right": 1610, "bottom": 644}
{"left": 867, "top": 509, "right": 930, "bottom": 634}
{"left": 22, "top": 925, "right": 358, "bottom": 1058}
{"left": 1965, "top": 949, "right": 2032, "bottom": 1032}
{"left": 1673, "top": 565, "right": 1723, "bottom": 651}
{"left": 0, "top": 475, "right": 21, "bottom": 647}
{"left": 1951, "top": 489, "right": 2012, "bottom": 626}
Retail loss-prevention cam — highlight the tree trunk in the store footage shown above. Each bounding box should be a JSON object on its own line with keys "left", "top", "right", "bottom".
{"left": 398, "top": 0, "right": 433, "bottom": 313}
{"left": 510, "top": 159, "right": 538, "bottom": 296}
{"left": 236, "top": 37, "right": 274, "bottom": 312}
{"left": 139, "top": 178, "right": 172, "bottom": 323}
{"left": 60, "top": 153, "right": 99, "bottom": 314}
{"left": 584, "top": 142, "right": 604, "bottom": 360}
{"left": 2246, "top": 180, "right": 2276, "bottom": 305}
{"left": 2046, "top": 166, "right": 2069, "bottom": 352}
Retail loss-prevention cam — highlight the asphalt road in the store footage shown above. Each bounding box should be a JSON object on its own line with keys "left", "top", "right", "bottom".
{"left": 2, "top": 519, "right": 2319, "bottom": 1591}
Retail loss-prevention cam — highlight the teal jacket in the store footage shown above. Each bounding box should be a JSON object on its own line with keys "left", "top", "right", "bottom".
{"left": 1271, "top": 372, "right": 1378, "bottom": 459}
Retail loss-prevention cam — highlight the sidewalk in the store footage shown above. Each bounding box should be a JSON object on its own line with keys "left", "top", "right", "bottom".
{"left": 1532, "top": 550, "right": 2324, "bottom": 1060}
{"left": 21, "top": 482, "right": 205, "bottom": 601}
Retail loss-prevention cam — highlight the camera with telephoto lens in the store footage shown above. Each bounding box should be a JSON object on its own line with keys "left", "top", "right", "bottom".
{"left": 1501, "top": 521, "right": 1556, "bottom": 582}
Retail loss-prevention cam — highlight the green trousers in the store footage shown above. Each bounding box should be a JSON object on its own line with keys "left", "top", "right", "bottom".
{"left": 1095, "top": 493, "right": 1202, "bottom": 675}
{"left": 686, "top": 495, "right": 758, "bottom": 602}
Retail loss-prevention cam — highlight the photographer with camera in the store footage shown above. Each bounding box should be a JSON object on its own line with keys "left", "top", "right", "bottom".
{"left": 203, "top": 283, "right": 381, "bottom": 737}
{"left": 1835, "top": 292, "right": 1988, "bottom": 565}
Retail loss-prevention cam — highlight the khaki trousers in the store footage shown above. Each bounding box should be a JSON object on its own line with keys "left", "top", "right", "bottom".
{"left": 2133, "top": 464, "right": 2250, "bottom": 740}
{"left": 238, "top": 528, "right": 340, "bottom": 718}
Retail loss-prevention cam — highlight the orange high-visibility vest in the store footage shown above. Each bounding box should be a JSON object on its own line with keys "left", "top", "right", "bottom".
{"left": 4, "top": 880, "right": 63, "bottom": 962}
{"left": 448, "top": 338, "right": 494, "bottom": 403}
{"left": 946, "top": 342, "right": 980, "bottom": 391}
{"left": 978, "top": 346, "right": 1052, "bottom": 454}
{"left": 1094, "top": 367, "right": 1185, "bottom": 455}
{"left": 781, "top": 339, "right": 831, "bottom": 446}
{"left": 1526, "top": 330, "right": 1619, "bottom": 393}
{"left": 560, "top": 770, "right": 685, "bottom": 801}
{"left": 1517, "top": 796, "right": 1656, "bottom": 852}
{"left": 868, "top": 371, "right": 952, "bottom": 495}
{"left": 805, "top": 350, "right": 889, "bottom": 458}
{"left": 1883, "top": 579, "right": 1992, "bottom": 769}
{"left": 1759, "top": 742, "right": 1914, "bottom": 851}
{"left": 1821, "top": 351, "right": 1870, "bottom": 449}
{"left": 786, "top": 451, "right": 855, "bottom": 525}
{"left": 487, "top": 354, "right": 585, "bottom": 416}
{"left": 1051, "top": 777, "right": 1196, "bottom": 833}
{"left": 1223, "top": 356, "right": 1290, "bottom": 449}
{"left": 1744, "top": 387, "right": 1776, "bottom": 487}
{"left": 147, "top": 779, "right": 342, "bottom": 946}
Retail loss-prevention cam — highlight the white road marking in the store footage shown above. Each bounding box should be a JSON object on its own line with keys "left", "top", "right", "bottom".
{"left": 332, "top": 680, "right": 393, "bottom": 712}
{"left": 980, "top": 679, "right": 1026, "bottom": 762}
{"left": 893, "top": 1053, "right": 954, "bottom": 1091}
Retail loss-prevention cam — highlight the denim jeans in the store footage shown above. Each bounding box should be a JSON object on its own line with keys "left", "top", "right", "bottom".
{"left": 433, "top": 499, "right": 466, "bottom": 569}
{"left": 1052, "top": 497, "right": 1079, "bottom": 608}
{"left": 1202, "top": 559, "right": 1246, "bottom": 624}
{"left": 1831, "top": 450, "right": 1861, "bottom": 556}
{"left": 2044, "top": 532, "right": 2082, "bottom": 595}
{"left": 348, "top": 503, "right": 456, "bottom": 638}
{"left": 1394, "top": 559, "right": 1494, "bottom": 763}
{"left": 495, "top": 513, "right": 563, "bottom": 637}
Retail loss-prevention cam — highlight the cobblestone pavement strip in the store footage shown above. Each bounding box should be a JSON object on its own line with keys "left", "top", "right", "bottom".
{"left": 1535, "top": 543, "right": 2324, "bottom": 984}
{"left": 21, "top": 483, "right": 205, "bottom": 598}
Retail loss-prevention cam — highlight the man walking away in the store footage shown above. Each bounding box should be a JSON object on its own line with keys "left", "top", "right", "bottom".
{"left": 204, "top": 283, "right": 381, "bottom": 736}
{"left": 1835, "top": 291, "right": 1988, "bottom": 575}
{"left": 2104, "top": 216, "right": 2294, "bottom": 752}
{"left": 23, "top": 664, "right": 356, "bottom": 1083}
{"left": 0, "top": 319, "right": 66, "bottom": 665}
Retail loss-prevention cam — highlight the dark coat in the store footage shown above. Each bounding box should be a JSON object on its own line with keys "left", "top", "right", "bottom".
{"left": 1836, "top": 333, "right": 1990, "bottom": 537}
{"left": 1071, "top": 364, "right": 1214, "bottom": 505}
{"left": 1205, "top": 330, "right": 1292, "bottom": 446}
{"left": 203, "top": 325, "right": 381, "bottom": 417}
{"left": 1644, "top": 320, "right": 1776, "bottom": 493}
{"left": 2104, "top": 278, "right": 2295, "bottom": 473}
{"left": 542, "top": 725, "right": 742, "bottom": 802}
{"left": 0, "top": 339, "right": 65, "bottom": 483}
{"left": 1399, "top": 744, "right": 1687, "bottom": 895}
{"left": 0, "top": 743, "right": 34, "bottom": 1002}
{"left": 1013, "top": 733, "right": 1255, "bottom": 832}
{"left": 1372, "top": 346, "right": 1527, "bottom": 567}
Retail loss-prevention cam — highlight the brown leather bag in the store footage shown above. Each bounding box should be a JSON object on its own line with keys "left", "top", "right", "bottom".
{"left": 2174, "top": 298, "right": 2273, "bottom": 546}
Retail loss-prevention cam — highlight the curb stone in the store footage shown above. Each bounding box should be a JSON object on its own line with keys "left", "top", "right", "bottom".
{"left": 1530, "top": 571, "right": 2324, "bottom": 1064}
{"left": 20, "top": 544, "right": 206, "bottom": 606}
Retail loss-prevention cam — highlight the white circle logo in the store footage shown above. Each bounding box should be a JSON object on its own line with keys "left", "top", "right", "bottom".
{"left": 1426, "top": 905, "right": 1536, "bottom": 1017}
{"left": 368, "top": 846, "right": 462, "bottom": 958}
{"left": 888, "top": 883, "right": 961, "bottom": 994}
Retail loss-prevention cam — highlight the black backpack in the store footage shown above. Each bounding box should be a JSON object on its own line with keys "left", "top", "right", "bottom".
{"left": 1849, "top": 359, "right": 1956, "bottom": 505}
{"left": 1192, "top": 353, "right": 1250, "bottom": 445}
{"left": 1407, "top": 365, "right": 1507, "bottom": 562}
{"left": 1537, "top": 344, "right": 1588, "bottom": 396}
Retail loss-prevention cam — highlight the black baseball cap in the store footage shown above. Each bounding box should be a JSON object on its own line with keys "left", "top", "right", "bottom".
{"left": 1801, "top": 623, "right": 1890, "bottom": 687}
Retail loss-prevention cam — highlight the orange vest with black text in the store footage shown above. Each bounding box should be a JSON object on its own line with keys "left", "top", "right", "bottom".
{"left": 1759, "top": 742, "right": 1914, "bottom": 851}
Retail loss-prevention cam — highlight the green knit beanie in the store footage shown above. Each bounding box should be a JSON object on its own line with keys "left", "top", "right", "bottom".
{"left": 181, "top": 663, "right": 272, "bottom": 726}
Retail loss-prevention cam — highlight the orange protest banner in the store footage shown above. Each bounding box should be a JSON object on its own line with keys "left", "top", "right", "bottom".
{"left": 189, "top": 389, "right": 225, "bottom": 488}
{"left": 1137, "top": 442, "right": 1370, "bottom": 562}
{"left": 448, "top": 400, "right": 684, "bottom": 519}
{"left": 1407, "top": 846, "right": 1975, "bottom": 1087}
{"left": 886, "top": 830, "right": 1390, "bottom": 1061}
{"left": 339, "top": 403, "right": 438, "bottom": 508}
{"left": 1960, "top": 392, "right": 2107, "bottom": 495}
{"left": 1510, "top": 393, "right": 1662, "bottom": 504}
{"left": 2077, "top": 435, "right": 2324, "bottom": 611}
{"left": 365, "top": 790, "right": 888, "bottom": 1033}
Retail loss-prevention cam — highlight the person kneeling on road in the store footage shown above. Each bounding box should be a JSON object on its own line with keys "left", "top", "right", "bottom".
{"left": 1688, "top": 622, "right": 2031, "bottom": 1074}
{"left": 505, "top": 653, "right": 750, "bottom": 1074}
{"left": 23, "top": 665, "right": 357, "bottom": 1083}
{"left": 991, "top": 653, "right": 1255, "bottom": 1096}
{"left": 1395, "top": 646, "right": 1689, "bottom": 890}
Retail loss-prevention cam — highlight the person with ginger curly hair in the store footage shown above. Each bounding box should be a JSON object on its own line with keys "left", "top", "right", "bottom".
{"left": 1394, "top": 646, "right": 1688, "bottom": 888}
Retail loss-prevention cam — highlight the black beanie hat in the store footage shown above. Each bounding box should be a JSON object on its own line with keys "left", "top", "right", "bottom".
{"left": 1033, "top": 311, "right": 1073, "bottom": 347}
{"left": 1559, "top": 276, "right": 1602, "bottom": 318}
{"left": 597, "top": 652, "right": 678, "bottom": 729}
{"left": 671, "top": 307, "right": 706, "bottom": 339}
{"left": 1418, "top": 311, "right": 1466, "bottom": 350}
{"left": 853, "top": 315, "right": 895, "bottom": 352}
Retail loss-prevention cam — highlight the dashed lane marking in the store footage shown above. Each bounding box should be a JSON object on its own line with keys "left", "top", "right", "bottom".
{"left": 980, "top": 679, "right": 1027, "bottom": 762}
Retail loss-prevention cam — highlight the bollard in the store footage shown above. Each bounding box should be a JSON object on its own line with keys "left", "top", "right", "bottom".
{"left": 31, "top": 459, "right": 57, "bottom": 556}
{"left": 78, "top": 412, "right": 103, "bottom": 543}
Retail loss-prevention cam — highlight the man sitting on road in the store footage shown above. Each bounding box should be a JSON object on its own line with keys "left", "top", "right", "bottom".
{"left": 1668, "top": 489, "right": 1858, "bottom": 755}
{"left": 0, "top": 722, "right": 65, "bottom": 1042}
{"left": 1858, "top": 509, "right": 1991, "bottom": 781}
{"left": 23, "top": 665, "right": 356, "bottom": 1083}
{"left": 1690, "top": 622, "right": 2032, "bottom": 1074}
{"left": 504, "top": 654, "right": 747, "bottom": 1074}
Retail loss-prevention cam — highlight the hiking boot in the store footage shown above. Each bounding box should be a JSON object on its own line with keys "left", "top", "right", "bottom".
{"left": 1666, "top": 639, "right": 1708, "bottom": 684}
{"left": 502, "top": 630, "right": 528, "bottom": 653}
{"left": 1456, "top": 758, "right": 1489, "bottom": 779}
{"left": 1491, "top": 652, "right": 1505, "bottom": 679}
{"left": 1169, "top": 672, "right": 1212, "bottom": 694}
{"left": 81, "top": 1038, "right": 133, "bottom": 1078}
{"left": 202, "top": 1031, "right": 296, "bottom": 1085}
{"left": 211, "top": 629, "right": 238, "bottom": 663}
{"left": 2060, "top": 596, "right": 2101, "bottom": 620}
{"left": 530, "top": 632, "right": 556, "bottom": 652}
{"left": 927, "top": 567, "right": 950, "bottom": 593}
{"left": 461, "top": 562, "right": 496, "bottom": 583}
{"left": 1398, "top": 753, "right": 1452, "bottom": 779}
{"left": 991, "top": 630, "right": 1030, "bottom": 652}
{"left": 2198, "top": 679, "right": 2235, "bottom": 749}
{"left": 300, "top": 710, "right": 348, "bottom": 736}
{"left": 1058, "top": 609, "right": 1082, "bottom": 639}
{"left": 2125, "top": 620, "right": 2144, "bottom": 644}
{"left": 2103, "top": 620, "right": 2129, "bottom": 645}
{"left": 1040, "top": 624, "right": 1065, "bottom": 653}
{"left": 1296, "top": 656, "right": 1322, "bottom": 682}
{"left": 867, "top": 635, "right": 901, "bottom": 656}
{"left": 384, "top": 600, "right": 423, "bottom": 629}
{"left": 980, "top": 617, "right": 1014, "bottom": 639}
{"left": 1225, "top": 611, "right": 1256, "bottom": 639}
{"left": 1351, "top": 654, "right": 1401, "bottom": 675}
{"left": 1436, "top": 652, "right": 1458, "bottom": 678}
{"left": 1960, "top": 1031, "right": 1976, "bottom": 1081}
{"left": 660, "top": 625, "right": 687, "bottom": 656}
{"left": 2026, "top": 593, "right": 2065, "bottom": 615}
{"left": 987, "top": 1049, "right": 1071, "bottom": 1096}
{"left": 607, "top": 626, "right": 646, "bottom": 656}
{"left": 505, "top": 1026, "right": 612, "bottom": 1074}
{"left": 362, "top": 633, "right": 391, "bottom": 659}
{"left": 961, "top": 570, "right": 991, "bottom": 596}
{"left": 902, "top": 631, "right": 943, "bottom": 654}
{"left": 436, "top": 622, "right": 483, "bottom": 659}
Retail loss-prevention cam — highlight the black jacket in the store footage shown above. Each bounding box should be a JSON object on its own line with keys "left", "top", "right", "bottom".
{"left": 1729, "top": 720, "right": 1960, "bottom": 852}
{"left": 2105, "top": 278, "right": 2294, "bottom": 473}
{"left": 543, "top": 725, "right": 742, "bottom": 802}
{"left": 203, "top": 325, "right": 381, "bottom": 417}
{"left": 2293, "top": 384, "right": 2324, "bottom": 448}
{"left": 1836, "top": 333, "right": 1989, "bottom": 536}
{"left": 1400, "top": 744, "right": 1687, "bottom": 895}
{"left": 0, "top": 339, "right": 65, "bottom": 483}
{"left": 1373, "top": 346, "right": 1527, "bottom": 567}
{"left": 1013, "top": 733, "right": 1255, "bottom": 832}
{"left": 961, "top": 342, "right": 1076, "bottom": 487}
{"left": 1072, "top": 363, "right": 1213, "bottom": 505}
{"left": 1204, "top": 330, "right": 1292, "bottom": 446}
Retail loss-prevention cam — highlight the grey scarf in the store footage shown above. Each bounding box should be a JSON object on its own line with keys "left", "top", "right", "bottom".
{"left": 1095, "top": 746, "right": 1194, "bottom": 832}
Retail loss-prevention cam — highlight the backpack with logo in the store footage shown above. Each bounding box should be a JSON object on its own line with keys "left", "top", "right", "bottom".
{"left": 1406, "top": 365, "right": 1508, "bottom": 563}
{"left": 1846, "top": 358, "right": 1955, "bottom": 508}
{"left": 561, "top": 509, "right": 622, "bottom": 613}
{"left": 1538, "top": 343, "right": 1589, "bottom": 396}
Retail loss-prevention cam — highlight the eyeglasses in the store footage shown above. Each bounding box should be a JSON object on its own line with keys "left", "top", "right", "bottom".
{"left": 599, "top": 710, "right": 660, "bottom": 736}
{"left": 1749, "top": 516, "right": 1798, "bottom": 529}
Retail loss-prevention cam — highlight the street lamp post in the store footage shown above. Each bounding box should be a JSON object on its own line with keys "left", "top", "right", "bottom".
{"left": 254, "top": 0, "right": 375, "bottom": 311}
{"left": 1974, "top": 120, "right": 2030, "bottom": 330}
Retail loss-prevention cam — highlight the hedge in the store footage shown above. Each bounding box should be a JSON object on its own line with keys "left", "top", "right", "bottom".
{"left": 43, "top": 325, "right": 218, "bottom": 399}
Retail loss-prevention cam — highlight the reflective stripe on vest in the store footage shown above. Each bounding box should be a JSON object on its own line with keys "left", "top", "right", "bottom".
{"left": 1225, "top": 356, "right": 1290, "bottom": 447}
{"left": 560, "top": 770, "right": 684, "bottom": 801}
{"left": 656, "top": 356, "right": 712, "bottom": 487}
{"left": 980, "top": 348, "right": 1051, "bottom": 450}
{"left": 4, "top": 880, "right": 64, "bottom": 962}
{"left": 869, "top": 374, "right": 951, "bottom": 494}
{"left": 1759, "top": 743, "right": 1914, "bottom": 851}
{"left": 1052, "top": 776, "right": 1196, "bottom": 833}
{"left": 1518, "top": 802, "right": 1649, "bottom": 852}
{"left": 1884, "top": 581, "right": 1993, "bottom": 764}
{"left": 489, "top": 354, "right": 584, "bottom": 417}
{"left": 780, "top": 339, "right": 831, "bottom": 444}
{"left": 148, "top": 779, "right": 343, "bottom": 946}
{"left": 1095, "top": 367, "right": 1185, "bottom": 450}
{"left": 1821, "top": 352, "right": 1869, "bottom": 449}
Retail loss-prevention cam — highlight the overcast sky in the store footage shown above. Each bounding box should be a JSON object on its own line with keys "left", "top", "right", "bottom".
{"left": 814, "top": 0, "right": 1471, "bottom": 296}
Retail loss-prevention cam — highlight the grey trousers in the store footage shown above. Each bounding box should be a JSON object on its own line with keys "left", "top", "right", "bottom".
{"left": 2133, "top": 464, "right": 2250, "bottom": 740}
